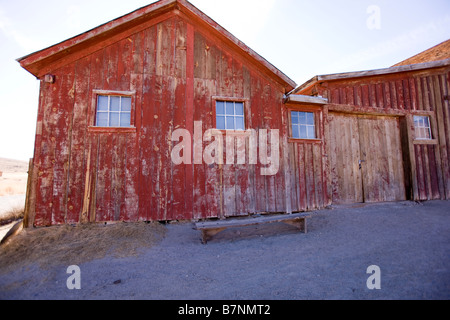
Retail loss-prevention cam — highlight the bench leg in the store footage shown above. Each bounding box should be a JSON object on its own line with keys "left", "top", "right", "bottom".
{"left": 282, "top": 218, "right": 307, "bottom": 233}
{"left": 201, "top": 227, "right": 226, "bottom": 244}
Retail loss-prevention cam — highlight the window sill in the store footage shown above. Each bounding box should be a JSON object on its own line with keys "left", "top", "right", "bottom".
{"left": 289, "top": 138, "right": 322, "bottom": 144}
{"left": 88, "top": 126, "right": 137, "bottom": 133}
{"left": 413, "top": 139, "right": 438, "bottom": 145}
{"left": 208, "top": 129, "right": 249, "bottom": 136}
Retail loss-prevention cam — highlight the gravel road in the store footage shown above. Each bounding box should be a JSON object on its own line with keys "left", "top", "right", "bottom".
{"left": 0, "top": 200, "right": 449, "bottom": 300}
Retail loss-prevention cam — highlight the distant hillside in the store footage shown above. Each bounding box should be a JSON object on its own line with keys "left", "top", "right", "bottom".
{"left": 0, "top": 158, "right": 29, "bottom": 174}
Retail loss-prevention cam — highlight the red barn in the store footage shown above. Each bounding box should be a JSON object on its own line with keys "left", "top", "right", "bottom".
{"left": 18, "top": 0, "right": 449, "bottom": 228}
{"left": 292, "top": 59, "right": 450, "bottom": 204}
{"left": 19, "top": 0, "right": 301, "bottom": 227}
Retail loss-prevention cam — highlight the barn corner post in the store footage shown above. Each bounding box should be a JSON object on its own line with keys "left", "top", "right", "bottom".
{"left": 23, "top": 158, "right": 37, "bottom": 228}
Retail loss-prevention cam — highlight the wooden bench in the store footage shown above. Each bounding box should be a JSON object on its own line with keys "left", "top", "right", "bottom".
{"left": 194, "top": 213, "right": 311, "bottom": 244}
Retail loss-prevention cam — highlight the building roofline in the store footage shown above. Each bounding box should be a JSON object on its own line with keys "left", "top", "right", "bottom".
{"left": 18, "top": 0, "right": 296, "bottom": 92}
{"left": 283, "top": 94, "right": 328, "bottom": 105}
{"left": 291, "top": 58, "right": 450, "bottom": 95}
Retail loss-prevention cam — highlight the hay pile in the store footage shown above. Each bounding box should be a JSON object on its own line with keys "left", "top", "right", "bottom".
{"left": 0, "top": 222, "right": 166, "bottom": 273}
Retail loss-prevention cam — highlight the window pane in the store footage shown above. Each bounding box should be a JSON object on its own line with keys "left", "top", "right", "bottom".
{"left": 226, "top": 116, "right": 235, "bottom": 130}
{"left": 109, "top": 112, "right": 120, "bottom": 127}
{"left": 420, "top": 128, "right": 428, "bottom": 140}
{"left": 307, "top": 126, "right": 316, "bottom": 139}
{"left": 299, "top": 112, "right": 307, "bottom": 125}
{"left": 110, "top": 97, "right": 120, "bottom": 111}
{"left": 414, "top": 116, "right": 432, "bottom": 140}
{"left": 414, "top": 118, "right": 421, "bottom": 128}
{"left": 235, "top": 117, "right": 245, "bottom": 130}
{"left": 235, "top": 103, "right": 244, "bottom": 116}
{"left": 226, "top": 102, "right": 235, "bottom": 115}
{"left": 121, "top": 97, "right": 132, "bottom": 112}
{"left": 292, "top": 124, "right": 300, "bottom": 139}
{"left": 306, "top": 112, "right": 315, "bottom": 125}
{"left": 291, "top": 112, "right": 299, "bottom": 124}
{"left": 216, "top": 101, "right": 225, "bottom": 115}
{"left": 216, "top": 116, "right": 226, "bottom": 130}
{"left": 120, "top": 112, "right": 131, "bottom": 127}
{"left": 98, "top": 96, "right": 109, "bottom": 111}
{"left": 300, "top": 126, "right": 307, "bottom": 139}
{"left": 96, "top": 112, "right": 108, "bottom": 127}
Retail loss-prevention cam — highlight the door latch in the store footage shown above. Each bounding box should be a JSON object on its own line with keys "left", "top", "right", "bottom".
{"left": 359, "top": 160, "right": 366, "bottom": 170}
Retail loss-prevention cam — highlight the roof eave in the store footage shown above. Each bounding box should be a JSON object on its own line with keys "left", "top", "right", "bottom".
{"left": 17, "top": 0, "right": 296, "bottom": 92}
{"left": 293, "top": 59, "right": 450, "bottom": 95}
{"left": 284, "top": 94, "right": 328, "bottom": 105}
{"left": 18, "top": 0, "right": 178, "bottom": 77}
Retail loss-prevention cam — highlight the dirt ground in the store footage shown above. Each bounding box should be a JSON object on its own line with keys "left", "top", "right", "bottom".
{"left": 0, "top": 200, "right": 449, "bottom": 300}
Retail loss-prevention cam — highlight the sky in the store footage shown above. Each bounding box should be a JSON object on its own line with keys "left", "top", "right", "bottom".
{"left": 0, "top": 0, "right": 449, "bottom": 161}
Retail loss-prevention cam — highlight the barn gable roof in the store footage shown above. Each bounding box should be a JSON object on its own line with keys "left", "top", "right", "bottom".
{"left": 17, "top": 0, "right": 296, "bottom": 92}
{"left": 393, "top": 39, "right": 450, "bottom": 67}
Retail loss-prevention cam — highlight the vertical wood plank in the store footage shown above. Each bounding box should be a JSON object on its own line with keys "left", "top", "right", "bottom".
{"left": 396, "top": 80, "right": 405, "bottom": 110}
{"left": 193, "top": 78, "right": 208, "bottom": 219}
{"left": 297, "top": 143, "right": 307, "bottom": 210}
{"left": 383, "top": 82, "right": 391, "bottom": 109}
{"left": 390, "top": 81, "right": 398, "bottom": 109}
{"left": 185, "top": 23, "right": 195, "bottom": 219}
{"left": 243, "top": 67, "right": 256, "bottom": 214}
{"left": 172, "top": 80, "right": 188, "bottom": 221}
{"left": 35, "top": 68, "right": 67, "bottom": 226}
{"left": 51, "top": 64, "right": 75, "bottom": 225}
{"left": 281, "top": 105, "right": 292, "bottom": 214}
{"left": 66, "top": 57, "right": 91, "bottom": 224}
{"left": 433, "top": 75, "right": 450, "bottom": 198}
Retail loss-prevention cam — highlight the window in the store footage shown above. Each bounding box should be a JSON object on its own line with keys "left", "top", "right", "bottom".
{"left": 216, "top": 101, "right": 245, "bottom": 131}
{"left": 291, "top": 111, "right": 316, "bottom": 139}
{"left": 96, "top": 95, "right": 132, "bottom": 128}
{"left": 414, "top": 116, "right": 432, "bottom": 140}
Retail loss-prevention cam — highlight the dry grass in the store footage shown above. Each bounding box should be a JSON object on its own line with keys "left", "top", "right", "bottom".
{"left": 0, "top": 222, "right": 166, "bottom": 274}
{"left": 0, "top": 207, "right": 24, "bottom": 226}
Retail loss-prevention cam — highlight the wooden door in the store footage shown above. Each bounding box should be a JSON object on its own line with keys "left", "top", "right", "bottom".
{"left": 329, "top": 113, "right": 363, "bottom": 204}
{"left": 358, "top": 115, "right": 406, "bottom": 203}
{"left": 329, "top": 113, "right": 406, "bottom": 204}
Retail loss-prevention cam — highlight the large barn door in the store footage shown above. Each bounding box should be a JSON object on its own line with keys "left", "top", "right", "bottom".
{"left": 357, "top": 115, "right": 406, "bottom": 203}
{"left": 329, "top": 113, "right": 364, "bottom": 204}
{"left": 329, "top": 113, "right": 406, "bottom": 204}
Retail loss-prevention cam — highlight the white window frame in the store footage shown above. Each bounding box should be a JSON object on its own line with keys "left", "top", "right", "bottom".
{"left": 291, "top": 111, "right": 317, "bottom": 140}
{"left": 413, "top": 115, "right": 433, "bottom": 140}
{"left": 93, "top": 90, "right": 134, "bottom": 128}
{"left": 215, "top": 100, "right": 246, "bottom": 131}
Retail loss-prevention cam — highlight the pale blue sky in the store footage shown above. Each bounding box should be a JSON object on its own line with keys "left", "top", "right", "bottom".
{"left": 0, "top": 0, "right": 449, "bottom": 160}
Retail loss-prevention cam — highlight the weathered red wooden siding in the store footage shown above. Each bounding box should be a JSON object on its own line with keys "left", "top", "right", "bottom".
{"left": 190, "top": 30, "right": 288, "bottom": 218}
{"left": 287, "top": 140, "right": 328, "bottom": 211}
{"left": 283, "top": 102, "right": 329, "bottom": 211}
{"left": 313, "top": 68, "right": 450, "bottom": 201}
{"left": 29, "top": 15, "right": 293, "bottom": 226}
